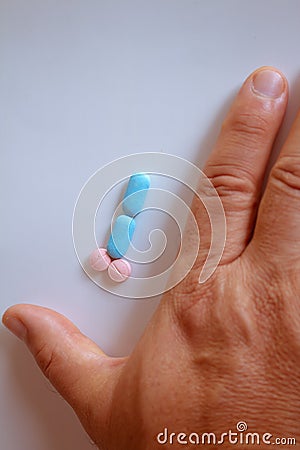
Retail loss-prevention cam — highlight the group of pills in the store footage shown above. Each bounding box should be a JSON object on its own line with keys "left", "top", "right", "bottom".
{"left": 89, "top": 173, "right": 150, "bottom": 282}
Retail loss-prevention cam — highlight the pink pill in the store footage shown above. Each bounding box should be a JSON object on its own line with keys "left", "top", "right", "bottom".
{"left": 89, "top": 248, "right": 111, "bottom": 271}
{"left": 108, "top": 259, "right": 131, "bottom": 283}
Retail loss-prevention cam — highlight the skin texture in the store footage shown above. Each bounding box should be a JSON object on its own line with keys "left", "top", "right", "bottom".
{"left": 3, "top": 66, "right": 300, "bottom": 449}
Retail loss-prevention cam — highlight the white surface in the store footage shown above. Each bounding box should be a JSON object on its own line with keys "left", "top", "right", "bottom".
{"left": 1, "top": 1, "right": 300, "bottom": 449}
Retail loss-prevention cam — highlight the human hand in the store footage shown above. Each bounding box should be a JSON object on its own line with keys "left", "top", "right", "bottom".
{"left": 3, "top": 66, "right": 300, "bottom": 449}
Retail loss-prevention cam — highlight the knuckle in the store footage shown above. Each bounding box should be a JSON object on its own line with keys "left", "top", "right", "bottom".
{"left": 210, "top": 171, "right": 254, "bottom": 196}
{"left": 34, "top": 342, "right": 58, "bottom": 379}
{"left": 271, "top": 156, "right": 300, "bottom": 196}
{"left": 207, "top": 166, "right": 257, "bottom": 210}
{"left": 173, "top": 265, "right": 255, "bottom": 347}
{"left": 223, "top": 112, "right": 270, "bottom": 144}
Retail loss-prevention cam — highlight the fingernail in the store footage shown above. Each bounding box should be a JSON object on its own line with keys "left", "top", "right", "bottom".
{"left": 4, "top": 317, "right": 27, "bottom": 340}
{"left": 252, "top": 69, "right": 285, "bottom": 98}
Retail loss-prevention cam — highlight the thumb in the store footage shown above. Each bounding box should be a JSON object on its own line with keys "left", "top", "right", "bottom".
{"left": 2, "top": 304, "right": 123, "bottom": 434}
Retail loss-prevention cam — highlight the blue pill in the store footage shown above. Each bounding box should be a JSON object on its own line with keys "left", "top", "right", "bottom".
{"left": 107, "top": 215, "right": 136, "bottom": 259}
{"left": 122, "top": 173, "right": 150, "bottom": 217}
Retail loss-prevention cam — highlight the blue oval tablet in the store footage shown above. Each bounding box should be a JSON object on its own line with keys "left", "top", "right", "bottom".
{"left": 107, "top": 215, "right": 136, "bottom": 259}
{"left": 122, "top": 173, "right": 150, "bottom": 217}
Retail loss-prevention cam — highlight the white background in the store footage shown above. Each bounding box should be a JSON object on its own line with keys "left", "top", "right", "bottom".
{"left": 1, "top": 1, "right": 300, "bottom": 449}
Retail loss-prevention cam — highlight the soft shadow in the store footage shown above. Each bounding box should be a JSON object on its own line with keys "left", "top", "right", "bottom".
{"left": 1, "top": 327, "right": 94, "bottom": 450}
{"left": 104, "top": 297, "right": 160, "bottom": 357}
